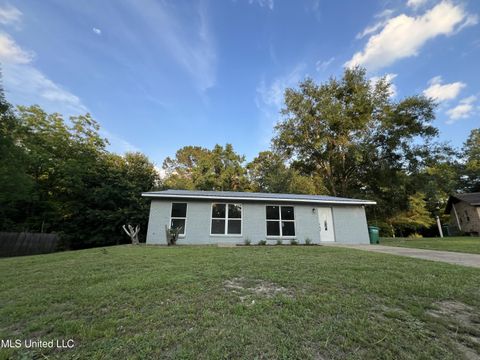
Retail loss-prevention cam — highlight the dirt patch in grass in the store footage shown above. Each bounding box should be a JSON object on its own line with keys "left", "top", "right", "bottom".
{"left": 223, "top": 277, "right": 294, "bottom": 303}
{"left": 427, "top": 300, "right": 480, "bottom": 359}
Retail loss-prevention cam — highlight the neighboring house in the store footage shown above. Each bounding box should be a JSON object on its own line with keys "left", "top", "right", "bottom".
{"left": 445, "top": 193, "right": 480, "bottom": 236}
{"left": 142, "top": 190, "right": 376, "bottom": 245}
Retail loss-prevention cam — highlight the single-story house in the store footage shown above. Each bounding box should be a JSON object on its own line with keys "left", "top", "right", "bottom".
{"left": 445, "top": 192, "right": 480, "bottom": 236}
{"left": 142, "top": 190, "right": 376, "bottom": 245}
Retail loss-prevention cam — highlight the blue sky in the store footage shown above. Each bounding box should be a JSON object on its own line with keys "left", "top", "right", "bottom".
{"left": 1, "top": 0, "right": 479, "bottom": 168}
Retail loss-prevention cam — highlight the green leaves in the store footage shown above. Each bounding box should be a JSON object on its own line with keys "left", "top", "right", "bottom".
{"left": 461, "top": 128, "right": 480, "bottom": 192}
{"left": 0, "top": 100, "right": 159, "bottom": 247}
{"left": 272, "top": 67, "right": 450, "bottom": 235}
{"left": 246, "top": 151, "right": 319, "bottom": 194}
{"left": 162, "top": 144, "right": 249, "bottom": 191}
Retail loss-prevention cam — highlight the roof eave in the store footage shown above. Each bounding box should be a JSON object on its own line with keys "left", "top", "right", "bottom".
{"left": 141, "top": 193, "right": 377, "bottom": 205}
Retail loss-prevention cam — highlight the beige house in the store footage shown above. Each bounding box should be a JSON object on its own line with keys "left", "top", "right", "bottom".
{"left": 445, "top": 193, "right": 480, "bottom": 236}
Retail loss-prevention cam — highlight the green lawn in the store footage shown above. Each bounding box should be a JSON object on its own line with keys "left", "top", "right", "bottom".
{"left": 1, "top": 246, "right": 480, "bottom": 359}
{"left": 380, "top": 236, "right": 480, "bottom": 254}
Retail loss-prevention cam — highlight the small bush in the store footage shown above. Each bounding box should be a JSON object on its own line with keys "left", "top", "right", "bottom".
{"left": 258, "top": 240, "right": 267, "bottom": 246}
{"left": 276, "top": 239, "right": 283, "bottom": 245}
{"left": 408, "top": 233, "right": 423, "bottom": 238}
{"left": 290, "top": 239, "right": 298, "bottom": 246}
{"left": 244, "top": 238, "right": 251, "bottom": 246}
{"left": 305, "top": 238, "right": 312, "bottom": 246}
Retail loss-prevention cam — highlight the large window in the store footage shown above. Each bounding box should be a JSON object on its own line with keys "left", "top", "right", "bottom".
{"left": 211, "top": 203, "right": 242, "bottom": 235}
{"left": 170, "top": 203, "right": 187, "bottom": 235}
{"left": 266, "top": 206, "right": 295, "bottom": 237}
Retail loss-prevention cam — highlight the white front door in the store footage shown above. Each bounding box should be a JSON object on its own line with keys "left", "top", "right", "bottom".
{"left": 318, "top": 207, "right": 335, "bottom": 242}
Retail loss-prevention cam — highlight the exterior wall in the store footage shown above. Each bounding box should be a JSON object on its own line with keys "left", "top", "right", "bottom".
{"left": 332, "top": 206, "right": 370, "bottom": 244}
{"left": 146, "top": 199, "right": 370, "bottom": 245}
{"left": 448, "top": 201, "right": 480, "bottom": 235}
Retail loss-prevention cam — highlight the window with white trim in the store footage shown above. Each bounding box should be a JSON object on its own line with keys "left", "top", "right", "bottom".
{"left": 170, "top": 203, "right": 187, "bottom": 235}
{"left": 266, "top": 205, "right": 295, "bottom": 237}
{"left": 211, "top": 203, "right": 242, "bottom": 235}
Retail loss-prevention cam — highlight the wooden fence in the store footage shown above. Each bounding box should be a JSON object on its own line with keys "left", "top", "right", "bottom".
{"left": 0, "top": 232, "right": 61, "bottom": 258}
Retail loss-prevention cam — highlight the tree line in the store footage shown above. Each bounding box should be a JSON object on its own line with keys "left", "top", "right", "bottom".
{"left": 1, "top": 67, "right": 479, "bottom": 247}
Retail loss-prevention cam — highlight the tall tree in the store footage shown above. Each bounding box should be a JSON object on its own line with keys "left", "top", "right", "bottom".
{"left": 163, "top": 144, "right": 249, "bottom": 191}
{"left": 461, "top": 128, "right": 480, "bottom": 192}
{"left": 272, "top": 67, "right": 444, "bottom": 233}
{"left": 1, "top": 103, "right": 159, "bottom": 248}
{"left": 0, "top": 84, "right": 33, "bottom": 230}
{"left": 246, "top": 151, "right": 318, "bottom": 194}
{"left": 273, "top": 67, "right": 438, "bottom": 198}
{"left": 387, "top": 192, "right": 435, "bottom": 236}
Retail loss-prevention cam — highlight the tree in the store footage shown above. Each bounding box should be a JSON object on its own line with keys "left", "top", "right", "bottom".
{"left": 273, "top": 67, "right": 438, "bottom": 198}
{"left": 461, "top": 128, "right": 480, "bottom": 192}
{"left": 388, "top": 192, "right": 434, "bottom": 236}
{"left": 246, "top": 151, "right": 318, "bottom": 194}
{"left": 1, "top": 102, "right": 159, "bottom": 248}
{"left": 12, "top": 106, "right": 109, "bottom": 233}
{"left": 272, "top": 67, "right": 444, "bottom": 234}
{"left": 163, "top": 144, "right": 249, "bottom": 191}
{"left": 0, "top": 84, "right": 33, "bottom": 230}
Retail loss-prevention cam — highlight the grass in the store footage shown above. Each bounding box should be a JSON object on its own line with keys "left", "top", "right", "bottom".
{"left": 1, "top": 245, "right": 480, "bottom": 359}
{"left": 380, "top": 236, "right": 480, "bottom": 254}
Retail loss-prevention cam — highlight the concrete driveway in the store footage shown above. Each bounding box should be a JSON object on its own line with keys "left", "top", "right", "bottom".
{"left": 324, "top": 244, "right": 480, "bottom": 269}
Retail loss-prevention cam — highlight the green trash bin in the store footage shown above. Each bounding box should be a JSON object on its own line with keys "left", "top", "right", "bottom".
{"left": 441, "top": 225, "right": 450, "bottom": 237}
{"left": 368, "top": 226, "right": 380, "bottom": 244}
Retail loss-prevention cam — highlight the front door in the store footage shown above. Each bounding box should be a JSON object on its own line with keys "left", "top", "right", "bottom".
{"left": 318, "top": 207, "right": 335, "bottom": 242}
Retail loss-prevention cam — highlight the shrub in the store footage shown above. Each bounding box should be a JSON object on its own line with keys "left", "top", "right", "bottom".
{"left": 166, "top": 226, "right": 182, "bottom": 246}
{"left": 276, "top": 239, "right": 283, "bottom": 245}
{"left": 244, "top": 238, "right": 251, "bottom": 246}
{"left": 258, "top": 240, "right": 267, "bottom": 246}
{"left": 305, "top": 238, "right": 312, "bottom": 246}
{"left": 408, "top": 233, "right": 423, "bottom": 238}
{"left": 290, "top": 239, "right": 298, "bottom": 245}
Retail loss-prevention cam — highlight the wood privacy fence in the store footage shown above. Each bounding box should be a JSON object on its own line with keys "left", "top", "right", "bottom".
{"left": 0, "top": 232, "right": 61, "bottom": 258}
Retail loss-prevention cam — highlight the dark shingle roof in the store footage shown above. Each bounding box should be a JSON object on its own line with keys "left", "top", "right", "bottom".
{"left": 142, "top": 189, "right": 376, "bottom": 205}
{"left": 445, "top": 192, "right": 480, "bottom": 213}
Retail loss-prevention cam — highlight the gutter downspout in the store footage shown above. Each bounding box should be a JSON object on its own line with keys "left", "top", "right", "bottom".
{"left": 452, "top": 203, "right": 461, "bottom": 231}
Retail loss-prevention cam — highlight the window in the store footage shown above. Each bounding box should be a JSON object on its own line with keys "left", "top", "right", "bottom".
{"left": 465, "top": 210, "right": 470, "bottom": 222}
{"left": 211, "top": 203, "right": 242, "bottom": 235}
{"left": 266, "top": 206, "right": 295, "bottom": 237}
{"left": 170, "top": 203, "right": 187, "bottom": 235}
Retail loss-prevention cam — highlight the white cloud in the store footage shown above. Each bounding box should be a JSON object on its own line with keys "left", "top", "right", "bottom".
{"left": 255, "top": 64, "right": 306, "bottom": 145}
{"left": 1, "top": 27, "right": 140, "bottom": 155}
{"left": 0, "top": 32, "right": 87, "bottom": 115}
{"left": 100, "top": 129, "right": 140, "bottom": 154}
{"left": 92, "top": 27, "right": 101, "bottom": 35}
{"left": 0, "top": 4, "right": 22, "bottom": 26}
{"left": 0, "top": 32, "right": 33, "bottom": 64}
{"left": 356, "top": 21, "right": 386, "bottom": 40}
{"left": 356, "top": 9, "right": 395, "bottom": 40}
{"left": 423, "top": 76, "right": 465, "bottom": 102}
{"left": 446, "top": 96, "right": 477, "bottom": 124}
{"left": 249, "top": 0, "right": 274, "bottom": 10}
{"left": 346, "top": 1, "right": 477, "bottom": 71}
{"left": 315, "top": 57, "right": 334, "bottom": 72}
{"left": 370, "top": 73, "right": 398, "bottom": 97}
{"left": 375, "top": 9, "right": 395, "bottom": 19}
{"left": 129, "top": 0, "right": 216, "bottom": 92}
{"left": 154, "top": 165, "right": 167, "bottom": 179}
{"left": 407, "top": 0, "right": 428, "bottom": 9}
{"left": 4, "top": 63, "right": 88, "bottom": 114}
{"left": 256, "top": 64, "right": 305, "bottom": 109}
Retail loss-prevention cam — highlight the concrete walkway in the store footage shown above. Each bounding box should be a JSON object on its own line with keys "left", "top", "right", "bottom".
{"left": 323, "top": 244, "right": 480, "bottom": 269}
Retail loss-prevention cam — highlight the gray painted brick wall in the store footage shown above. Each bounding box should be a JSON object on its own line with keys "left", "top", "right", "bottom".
{"left": 146, "top": 199, "right": 370, "bottom": 245}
